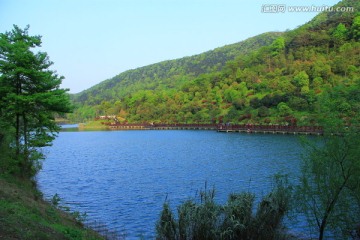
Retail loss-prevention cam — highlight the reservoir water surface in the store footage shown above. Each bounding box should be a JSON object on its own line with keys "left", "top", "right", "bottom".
{"left": 37, "top": 130, "right": 303, "bottom": 239}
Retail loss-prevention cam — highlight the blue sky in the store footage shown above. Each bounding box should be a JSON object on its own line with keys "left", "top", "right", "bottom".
{"left": 1, "top": 0, "right": 341, "bottom": 93}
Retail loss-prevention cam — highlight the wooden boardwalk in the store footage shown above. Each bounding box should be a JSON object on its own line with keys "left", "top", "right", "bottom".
{"left": 217, "top": 124, "right": 323, "bottom": 135}
{"left": 107, "top": 123, "right": 217, "bottom": 130}
{"left": 106, "top": 123, "right": 323, "bottom": 135}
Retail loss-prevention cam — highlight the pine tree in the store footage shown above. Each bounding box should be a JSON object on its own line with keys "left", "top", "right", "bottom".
{"left": 0, "top": 25, "right": 72, "bottom": 178}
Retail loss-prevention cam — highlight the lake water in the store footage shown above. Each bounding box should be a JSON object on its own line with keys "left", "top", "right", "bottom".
{"left": 37, "top": 130, "right": 303, "bottom": 239}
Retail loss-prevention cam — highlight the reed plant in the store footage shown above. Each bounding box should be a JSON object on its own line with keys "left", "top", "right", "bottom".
{"left": 156, "top": 178, "right": 291, "bottom": 240}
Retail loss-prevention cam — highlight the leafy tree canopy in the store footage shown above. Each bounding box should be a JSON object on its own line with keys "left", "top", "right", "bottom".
{"left": 69, "top": 0, "right": 360, "bottom": 128}
{"left": 0, "top": 25, "right": 72, "bottom": 178}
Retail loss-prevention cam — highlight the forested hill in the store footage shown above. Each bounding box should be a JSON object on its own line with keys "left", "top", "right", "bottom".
{"left": 70, "top": 0, "right": 360, "bottom": 126}
{"left": 73, "top": 31, "right": 283, "bottom": 104}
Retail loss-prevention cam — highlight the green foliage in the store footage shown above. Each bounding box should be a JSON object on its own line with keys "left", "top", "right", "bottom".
{"left": 221, "top": 192, "right": 255, "bottom": 239}
{"left": 257, "top": 106, "right": 270, "bottom": 117}
{"left": 70, "top": 211, "right": 87, "bottom": 224}
{"left": 156, "top": 178, "right": 291, "bottom": 240}
{"left": 156, "top": 202, "right": 177, "bottom": 240}
{"left": 69, "top": 0, "right": 360, "bottom": 128}
{"left": 0, "top": 120, "right": 15, "bottom": 174}
{"left": 293, "top": 71, "right": 310, "bottom": 93}
{"left": 296, "top": 128, "right": 360, "bottom": 240}
{"left": 288, "top": 97, "right": 308, "bottom": 111}
{"left": 0, "top": 25, "right": 72, "bottom": 178}
{"left": 295, "top": 85, "right": 360, "bottom": 239}
{"left": 51, "top": 193, "right": 61, "bottom": 207}
{"left": 351, "top": 16, "right": 360, "bottom": 40}
{"left": 270, "top": 37, "right": 285, "bottom": 56}
{"left": 277, "top": 102, "right": 292, "bottom": 117}
{"left": 0, "top": 177, "right": 103, "bottom": 240}
{"left": 332, "top": 23, "right": 348, "bottom": 46}
{"left": 316, "top": 80, "right": 360, "bottom": 127}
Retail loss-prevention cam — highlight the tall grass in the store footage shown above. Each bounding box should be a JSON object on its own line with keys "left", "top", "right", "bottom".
{"left": 156, "top": 178, "right": 291, "bottom": 240}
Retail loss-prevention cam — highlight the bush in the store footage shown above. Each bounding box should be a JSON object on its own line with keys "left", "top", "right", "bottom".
{"left": 156, "top": 202, "right": 177, "bottom": 240}
{"left": 288, "top": 97, "right": 308, "bottom": 111}
{"left": 156, "top": 178, "right": 291, "bottom": 240}
{"left": 277, "top": 102, "right": 293, "bottom": 117}
{"left": 220, "top": 192, "right": 255, "bottom": 239}
{"left": 258, "top": 106, "right": 270, "bottom": 117}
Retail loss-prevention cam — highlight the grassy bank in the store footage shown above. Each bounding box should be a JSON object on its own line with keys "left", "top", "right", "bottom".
{"left": 0, "top": 175, "right": 104, "bottom": 240}
{"left": 78, "top": 120, "right": 110, "bottom": 130}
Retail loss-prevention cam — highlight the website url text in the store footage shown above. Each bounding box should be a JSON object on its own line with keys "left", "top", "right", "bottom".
{"left": 261, "top": 4, "right": 354, "bottom": 13}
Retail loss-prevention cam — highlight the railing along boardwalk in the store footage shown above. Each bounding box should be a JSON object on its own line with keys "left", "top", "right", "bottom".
{"left": 217, "top": 124, "right": 323, "bottom": 135}
{"left": 107, "top": 123, "right": 218, "bottom": 130}
{"left": 105, "top": 123, "right": 323, "bottom": 135}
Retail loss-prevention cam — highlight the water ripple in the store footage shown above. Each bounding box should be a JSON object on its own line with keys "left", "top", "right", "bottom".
{"left": 37, "top": 130, "right": 303, "bottom": 239}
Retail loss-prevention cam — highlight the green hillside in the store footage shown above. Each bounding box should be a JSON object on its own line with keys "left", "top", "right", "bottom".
{"left": 72, "top": 31, "right": 283, "bottom": 104}
{"left": 0, "top": 176, "right": 104, "bottom": 240}
{"left": 70, "top": 0, "right": 360, "bottom": 126}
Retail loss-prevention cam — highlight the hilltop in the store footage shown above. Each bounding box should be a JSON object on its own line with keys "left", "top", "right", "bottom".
{"left": 70, "top": 0, "right": 360, "bottom": 127}
{"left": 72, "top": 31, "right": 283, "bottom": 104}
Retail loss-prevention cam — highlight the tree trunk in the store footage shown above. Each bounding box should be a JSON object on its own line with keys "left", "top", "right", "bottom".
{"left": 22, "top": 113, "right": 29, "bottom": 177}
{"left": 15, "top": 113, "right": 20, "bottom": 157}
{"left": 319, "top": 218, "right": 327, "bottom": 240}
{"left": 318, "top": 175, "right": 350, "bottom": 240}
{"left": 15, "top": 74, "right": 21, "bottom": 158}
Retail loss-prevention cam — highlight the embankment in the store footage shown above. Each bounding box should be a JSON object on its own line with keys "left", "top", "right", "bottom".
{"left": 0, "top": 175, "right": 104, "bottom": 240}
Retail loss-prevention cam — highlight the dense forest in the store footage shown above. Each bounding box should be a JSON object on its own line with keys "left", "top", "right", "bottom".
{"left": 71, "top": 0, "right": 359, "bottom": 127}
{"left": 0, "top": 26, "right": 102, "bottom": 240}
{"left": 1, "top": 1, "right": 360, "bottom": 239}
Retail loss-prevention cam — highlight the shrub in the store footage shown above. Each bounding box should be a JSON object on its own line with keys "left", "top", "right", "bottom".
{"left": 156, "top": 202, "right": 177, "bottom": 240}
{"left": 156, "top": 178, "right": 291, "bottom": 240}
{"left": 258, "top": 106, "right": 270, "bottom": 117}
{"left": 220, "top": 192, "right": 255, "bottom": 239}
